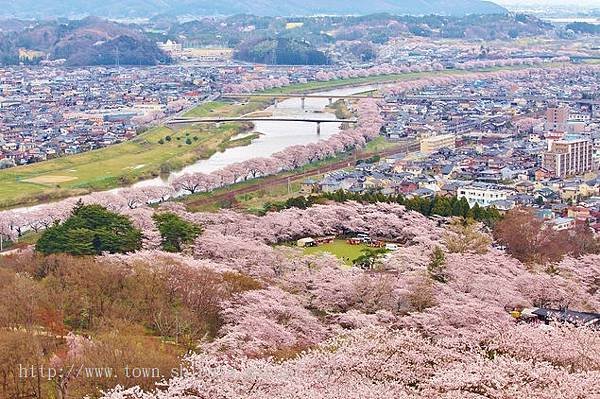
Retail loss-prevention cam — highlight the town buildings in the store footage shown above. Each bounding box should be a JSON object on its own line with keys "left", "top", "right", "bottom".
{"left": 0, "top": 65, "right": 225, "bottom": 165}
{"left": 312, "top": 67, "right": 600, "bottom": 235}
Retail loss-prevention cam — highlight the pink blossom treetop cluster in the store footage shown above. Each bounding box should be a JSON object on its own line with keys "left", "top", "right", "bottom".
{"left": 383, "top": 63, "right": 600, "bottom": 96}
{"left": 454, "top": 57, "right": 546, "bottom": 70}
{"left": 105, "top": 324, "right": 600, "bottom": 399}
{"left": 104, "top": 327, "right": 599, "bottom": 399}
{"left": 189, "top": 202, "right": 442, "bottom": 246}
{"left": 224, "top": 62, "right": 454, "bottom": 94}
{"left": 4, "top": 191, "right": 591, "bottom": 397}
{"left": 224, "top": 76, "right": 291, "bottom": 94}
{"left": 100, "top": 224, "right": 600, "bottom": 398}
{"left": 223, "top": 58, "right": 579, "bottom": 95}
{"left": 93, "top": 196, "right": 600, "bottom": 398}
{"left": 0, "top": 185, "right": 174, "bottom": 247}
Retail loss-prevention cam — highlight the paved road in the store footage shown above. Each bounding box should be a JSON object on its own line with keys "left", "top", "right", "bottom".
{"left": 169, "top": 116, "right": 357, "bottom": 124}
{"left": 223, "top": 93, "right": 384, "bottom": 100}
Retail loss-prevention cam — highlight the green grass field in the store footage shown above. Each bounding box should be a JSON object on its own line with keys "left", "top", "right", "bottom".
{"left": 0, "top": 122, "right": 248, "bottom": 209}
{"left": 261, "top": 73, "right": 420, "bottom": 94}
{"left": 259, "top": 70, "right": 477, "bottom": 95}
{"left": 302, "top": 239, "right": 369, "bottom": 265}
{"left": 183, "top": 99, "right": 271, "bottom": 118}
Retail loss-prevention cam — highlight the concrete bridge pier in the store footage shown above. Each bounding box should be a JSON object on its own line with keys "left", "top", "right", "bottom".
{"left": 328, "top": 97, "right": 333, "bottom": 106}
{"left": 316, "top": 121, "right": 321, "bottom": 135}
{"left": 301, "top": 97, "right": 306, "bottom": 110}
{"left": 274, "top": 98, "right": 278, "bottom": 108}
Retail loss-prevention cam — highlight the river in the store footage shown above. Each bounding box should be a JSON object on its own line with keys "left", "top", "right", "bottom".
{"left": 134, "top": 84, "right": 377, "bottom": 187}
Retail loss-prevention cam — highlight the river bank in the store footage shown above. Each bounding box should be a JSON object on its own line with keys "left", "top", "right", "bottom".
{"left": 0, "top": 121, "right": 253, "bottom": 209}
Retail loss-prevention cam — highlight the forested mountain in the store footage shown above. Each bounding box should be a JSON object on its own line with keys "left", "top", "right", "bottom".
{"left": 234, "top": 37, "right": 330, "bottom": 65}
{"left": 0, "top": 17, "right": 169, "bottom": 66}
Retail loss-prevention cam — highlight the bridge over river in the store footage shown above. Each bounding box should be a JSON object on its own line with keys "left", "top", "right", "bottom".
{"left": 168, "top": 116, "right": 358, "bottom": 134}
{"left": 222, "top": 93, "right": 384, "bottom": 109}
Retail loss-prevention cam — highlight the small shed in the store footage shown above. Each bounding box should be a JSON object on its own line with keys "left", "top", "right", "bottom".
{"left": 385, "top": 243, "right": 399, "bottom": 251}
{"left": 297, "top": 237, "right": 316, "bottom": 247}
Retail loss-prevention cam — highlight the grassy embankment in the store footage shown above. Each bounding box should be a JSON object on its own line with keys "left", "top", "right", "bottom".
{"left": 0, "top": 101, "right": 268, "bottom": 209}
{"left": 182, "top": 99, "right": 270, "bottom": 118}
{"left": 258, "top": 64, "right": 562, "bottom": 95}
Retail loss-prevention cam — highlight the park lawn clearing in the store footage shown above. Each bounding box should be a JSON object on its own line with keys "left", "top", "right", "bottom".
{"left": 303, "top": 239, "right": 369, "bottom": 266}
{"left": 182, "top": 101, "right": 229, "bottom": 117}
{"left": 364, "top": 136, "right": 398, "bottom": 152}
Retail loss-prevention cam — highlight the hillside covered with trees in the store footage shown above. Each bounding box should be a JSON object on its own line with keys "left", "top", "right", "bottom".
{"left": 234, "top": 37, "right": 330, "bottom": 65}
{"left": 1, "top": 197, "right": 599, "bottom": 398}
{"left": 0, "top": 17, "right": 169, "bottom": 66}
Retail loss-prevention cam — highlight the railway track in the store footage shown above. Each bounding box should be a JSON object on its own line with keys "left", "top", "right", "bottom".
{"left": 185, "top": 141, "right": 418, "bottom": 208}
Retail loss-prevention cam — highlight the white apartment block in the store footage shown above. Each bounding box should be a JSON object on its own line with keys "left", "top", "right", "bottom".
{"left": 457, "top": 183, "right": 512, "bottom": 207}
{"left": 420, "top": 133, "right": 456, "bottom": 154}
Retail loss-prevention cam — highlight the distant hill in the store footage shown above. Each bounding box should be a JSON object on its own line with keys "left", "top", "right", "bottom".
{"left": 1, "top": 0, "right": 507, "bottom": 18}
{"left": 0, "top": 17, "right": 169, "bottom": 66}
{"left": 234, "top": 37, "right": 330, "bottom": 65}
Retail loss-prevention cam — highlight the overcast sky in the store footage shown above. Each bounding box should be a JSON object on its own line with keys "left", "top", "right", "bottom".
{"left": 495, "top": 0, "right": 599, "bottom": 7}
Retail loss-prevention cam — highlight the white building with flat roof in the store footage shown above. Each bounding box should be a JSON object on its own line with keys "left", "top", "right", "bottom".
{"left": 157, "top": 40, "right": 183, "bottom": 54}
{"left": 457, "top": 183, "right": 513, "bottom": 208}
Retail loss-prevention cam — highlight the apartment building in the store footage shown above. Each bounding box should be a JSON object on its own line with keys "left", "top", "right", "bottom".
{"left": 457, "top": 183, "right": 513, "bottom": 208}
{"left": 542, "top": 135, "right": 594, "bottom": 178}
{"left": 545, "top": 105, "right": 569, "bottom": 133}
{"left": 420, "top": 133, "right": 456, "bottom": 154}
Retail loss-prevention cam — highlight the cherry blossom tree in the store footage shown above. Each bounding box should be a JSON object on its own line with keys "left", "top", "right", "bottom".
{"left": 172, "top": 173, "right": 210, "bottom": 195}
{"left": 207, "top": 287, "right": 329, "bottom": 357}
